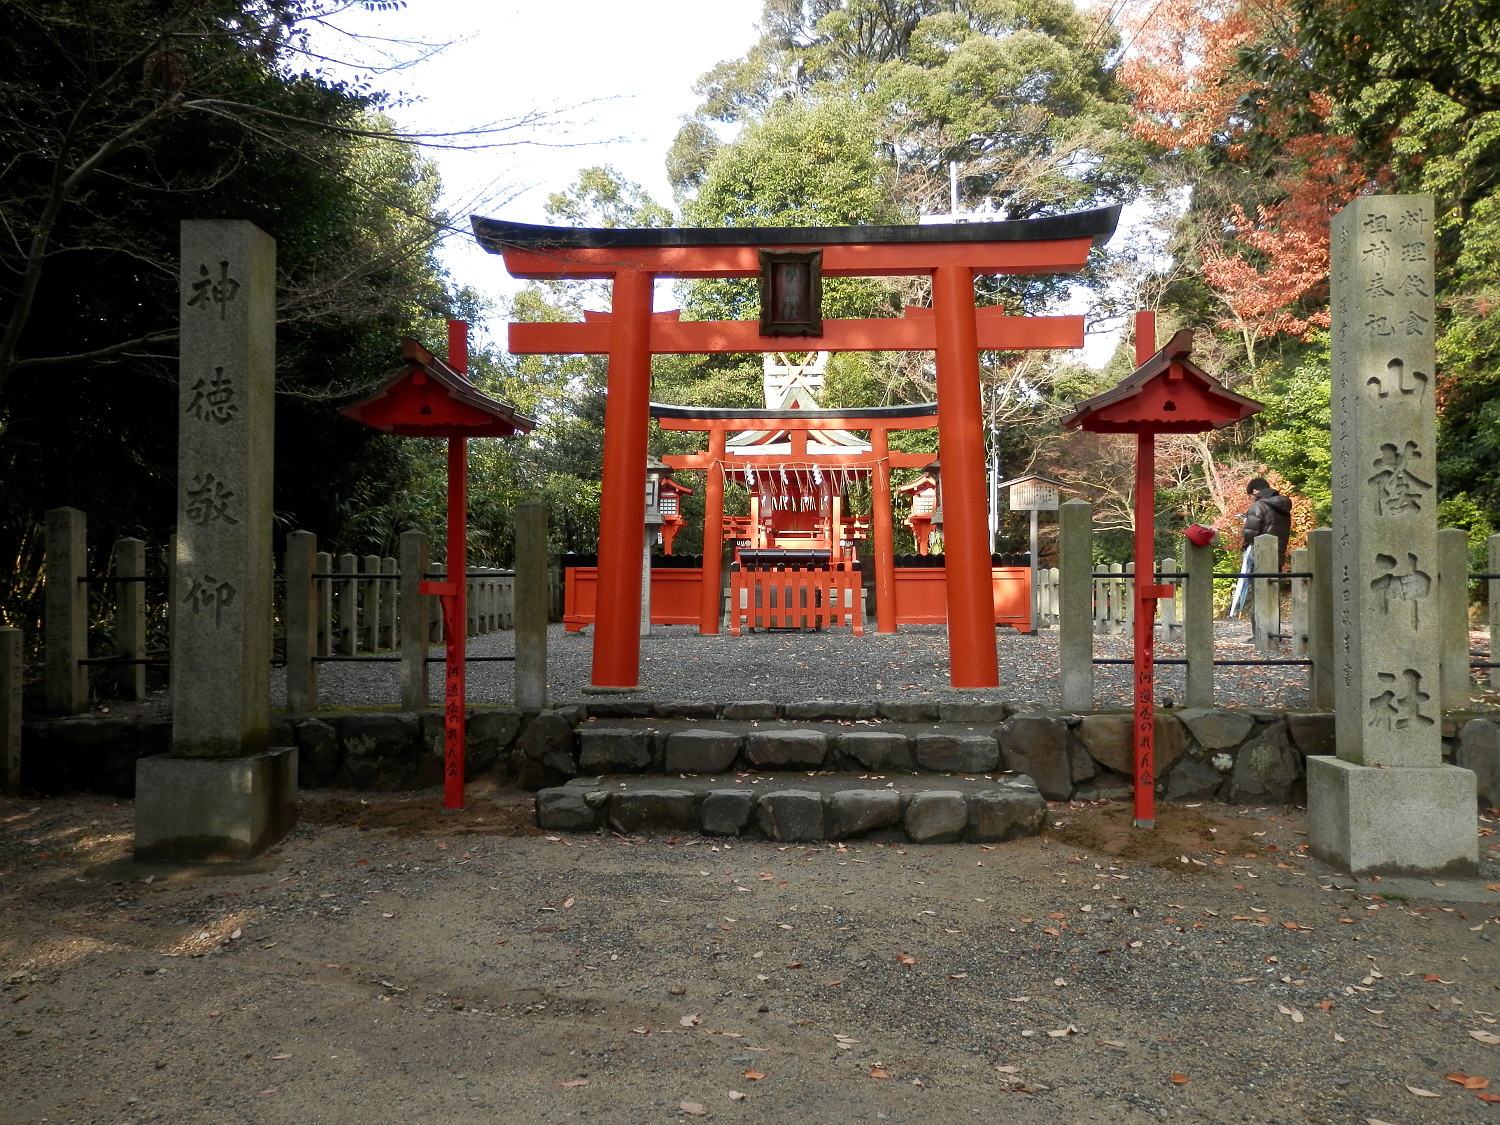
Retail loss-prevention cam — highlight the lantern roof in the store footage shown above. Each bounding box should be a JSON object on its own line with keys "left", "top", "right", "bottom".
{"left": 339, "top": 338, "right": 535, "bottom": 438}
{"left": 1061, "top": 329, "right": 1262, "bottom": 434}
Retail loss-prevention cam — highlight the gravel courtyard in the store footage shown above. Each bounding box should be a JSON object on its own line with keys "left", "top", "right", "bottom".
{"left": 4, "top": 790, "right": 1498, "bottom": 1125}
{"left": 287, "top": 621, "right": 1317, "bottom": 711}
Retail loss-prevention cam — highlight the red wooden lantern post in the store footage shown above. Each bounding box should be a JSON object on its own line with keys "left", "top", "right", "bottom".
{"left": 1063, "top": 315, "right": 1261, "bottom": 827}
{"left": 340, "top": 322, "right": 534, "bottom": 809}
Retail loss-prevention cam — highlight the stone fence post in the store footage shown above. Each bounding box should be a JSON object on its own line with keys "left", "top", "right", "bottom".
{"left": 515, "top": 501, "right": 549, "bottom": 710}
{"left": 112, "top": 537, "right": 147, "bottom": 700}
{"left": 1183, "top": 534, "right": 1214, "bottom": 708}
{"left": 1, "top": 628, "right": 20, "bottom": 796}
{"left": 1289, "top": 546, "right": 1309, "bottom": 656}
{"left": 1252, "top": 533, "right": 1280, "bottom": 656}
{"left": 399, "top": 530, "right": 430, "bottom": 710}
{"left": 44, "top": 506, "right": 88, "bottom": 714}
{"left": 1490, "top": 532, "right": 1500, "bottom": 693}
{"left": 284, "top": 530, "right": 317, "bottom": 712}
{"left": 1058, "top": 499, "right": 1092, "bottom": 711}
{"left": 1307, "top": 527, "right": 1334, "bottom": 709}
{"left": 1437, "top": 526, "right": 1470, "bottom": 711}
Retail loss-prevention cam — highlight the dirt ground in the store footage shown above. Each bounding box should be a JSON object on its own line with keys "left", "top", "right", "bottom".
{"left": 3, "top": 788, "right": 1499, "bottom": 1125}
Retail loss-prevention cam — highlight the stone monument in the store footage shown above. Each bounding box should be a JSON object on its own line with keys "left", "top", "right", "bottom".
{"left": 135, "top": 220, "right": 296, "bottom": 861}
{"left": 1307, "top": 195, "right": 1477, "bottom": 876}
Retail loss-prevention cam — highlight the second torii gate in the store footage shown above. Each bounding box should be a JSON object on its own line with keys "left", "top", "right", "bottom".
{"left": 474, "top": 208, "right": 1119, "bottom": 691}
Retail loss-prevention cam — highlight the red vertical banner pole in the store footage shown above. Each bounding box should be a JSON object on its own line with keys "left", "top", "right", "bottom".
{"left": 1133, "top": 430, "right": 1156, "bottom": 828}
{"left": 443, "top": 319, "right": 469, "bottom": 811}
{"left": 932, "top": 264, "right": 1000, "bottom": 688}
{"left": 1132, "top": 311, "right": 1157, "bottom": 828}
{"left": 698, "top": 428, "right": 726, "bottom": 635}
{"left": 870, "top": 428, "right": 898, "bottom": 634}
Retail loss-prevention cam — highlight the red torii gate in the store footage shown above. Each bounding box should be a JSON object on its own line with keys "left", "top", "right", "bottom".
{"left": 473, "top": 209, "right": 1119, "bottom": 691}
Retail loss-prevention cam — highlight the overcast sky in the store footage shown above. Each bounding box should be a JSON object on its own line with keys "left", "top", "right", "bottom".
{"left": 308, "top": 0, "right": 1128, "bottom": 362}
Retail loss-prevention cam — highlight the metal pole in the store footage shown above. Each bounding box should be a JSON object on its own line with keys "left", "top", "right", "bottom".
{"left": 1029, "top": 508, "right": 1039, "bottom": 634}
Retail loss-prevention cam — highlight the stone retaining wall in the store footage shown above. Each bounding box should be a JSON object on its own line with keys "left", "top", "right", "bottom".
{"left": 18, "top": 698, "right": 1500, "bottom": 808}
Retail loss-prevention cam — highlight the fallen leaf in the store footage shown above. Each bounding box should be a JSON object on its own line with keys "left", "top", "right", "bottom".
{"left": 1053, "top": 978, "right": 1067, "bottom": 987}
{"left": 560, "top": 1079, "right": 589, "bottom": 1088}
{"left": 270, "top": 1053, "right": 292, "bottom": 1060}
{"left": 1170, "top": 1073, "right": 1190, "bottom": 1084}
{"left": 744, "top": 1069, "right": 767, "bottom": 1081}
{"left": 1424, "top": 975, "right": 1457, "bottom": 984}
{"left": 1334, "top": 1034, "right": 1347, "bottom": 1043}
{"left": 1364, "top": 1119, "right": 1399, "bottom": 1125}
{"left": 728, "top": 1090, "right": 746, "bottom": 1102}
{"left": 1099, "top": 1039, "right": 1126, "bottom": 1047}
{"left": 382, "top": 912, "right": 395, "bottom": 919}
{"left": 869, "top": 1066, "right": 891, "bottom": 1080}
{"left": 1042, "top": 927, "right": 1061, "bottom": 936}
{"left": 679, "top": 1013, "right": 702, "bottom": 1027}
{"left": 207, "top": 1011, "right": 222, "bottom": 1018}
{"left": 995, "top": 1065, "right": 1022, "bottom": 1074}
{"left": 631, "top": 1027, "right": 649, "bottom": 1035}
{"left": 679, "top": 1100, "right": 707, "bottom": 1116}
{"left": 257, "top": 1087, "right": 280, "bottom": 1096}
{"left": 1047, "top": 1026, "right": 1079, "bottom": 1038}
{"left": 561, "top": 898, "right": 575, "bottom": 910}
{"left": 1480, "top": 1091, "right": 1500, "bottom": 1103}
{"left": 1470, "top": 1030, "right": 1500, "bottom": 1045}
{"left": 787, "top": 962, "right": 804, "bottom": 969}
{"left": 1318, "top": 1001, "right": 1334, "bottom": 1011}
{"left": 435, "top": 842, "right": 447, "bottom": 850}
{"left": 897, "top": 954, "right": 917, "bottom": 966}
{"left": 1406, "top": 1085, "right": 1441, "bottom": 1097}
{"left": 947, "top": 972, "right": 968, "bottom": 980}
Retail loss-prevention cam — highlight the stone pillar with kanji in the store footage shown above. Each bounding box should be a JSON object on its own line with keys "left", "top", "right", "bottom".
{"left": 1307, "top": 195, "right": 1477, "bottom": 877}
{"left": 135, "top": 220, "right": 296, "bottom": 861}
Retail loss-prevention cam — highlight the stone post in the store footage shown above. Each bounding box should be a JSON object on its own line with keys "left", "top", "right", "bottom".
{"left": 1057, "top": 499, "right": 1093, "bottom": 711}
{"left": 1489, "top": 533, "right": 1500, "bottom": 692}
{"left": 1289, "top": 546, "right": 1309, "bottom": 657}
{"left": 337, "top": 553, "right": 358, "bottom": 654}
{"left": 1308, "top": 527, "right": 1335, "bottom": 709}
{"left": 1437, "top": 527, "right": 1470, "bottom": 711}
{"left": 283, "top": 530, "right": 317, "bottom": 713}
{"left": 399, "top": 530, "right": 430, "bottom": 710}
{"left": 112, "top": 537, "right": 147, "bottom": 700}
{"left": 1252, "top": 533, "right": 1280, "bottom": 655}
{"left": 137, "top": 220, "right": 293, "bottom": 862}
{"left": 1309, "top": 194, "right": 1476, "bottom": 877}
{"left": 361, "top": 554, "right": 382, "bottom": 650}
{"left": 514, "top": 501, "right": 549, "bottom": 710}
{"left": 1159, "top": 557, "right": 1179, "bottom": 642}
{"left": 314, "top": 550, "right": 332, "bottom": 657}
{"left": 0, "top": 628, "right": 21, "bottom": 796}
{"left": 380, "top": 557, "right": 397, "bottom": 648}
{"left": 44, "top": 506, "right": 88, "bottom": 714}
{"left": 1183, "top": 536, "right": 1214, "bottom": 708}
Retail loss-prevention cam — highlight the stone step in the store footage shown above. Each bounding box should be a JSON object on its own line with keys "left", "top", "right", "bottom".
{"left": 536, "top": 772, "right": 1048, "bottom": 844}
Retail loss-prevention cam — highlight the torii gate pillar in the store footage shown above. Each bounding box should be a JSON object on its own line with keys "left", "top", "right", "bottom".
{"left": 591, "top": 269, "right": 654, "bottom": 691}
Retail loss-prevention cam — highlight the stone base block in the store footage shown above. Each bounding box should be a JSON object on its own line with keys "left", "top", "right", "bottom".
{"left": 134, "top": 748, "right": 297, "bottom": 862}
{"left": 1307, "top": 756, "right": 1477, "bottom": 877}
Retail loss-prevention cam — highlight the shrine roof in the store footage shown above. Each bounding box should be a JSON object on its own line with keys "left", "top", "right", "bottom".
{"left": 650, "top": 402, "right": 937, "bottom": 421}
{"left": 1060, "top": 329, "right": 1261, "bottom": 434}
{"left": 472, "top": 206, "right": 1121, "bottom": 252}
{"left": 339, "top": 337, "right": 536, "bottom": 438}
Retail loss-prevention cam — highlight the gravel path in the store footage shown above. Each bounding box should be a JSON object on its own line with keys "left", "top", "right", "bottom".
{"left": 4, "top": 790, "right": 1497, "bottom": 1125}
{"left": 288, "top": 621, "right": 1313, "bottom": 710}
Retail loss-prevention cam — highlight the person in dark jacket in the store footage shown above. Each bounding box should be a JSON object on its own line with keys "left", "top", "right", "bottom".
{"left": 1241, "top": 477, "right": 1293, "bottom": 568}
